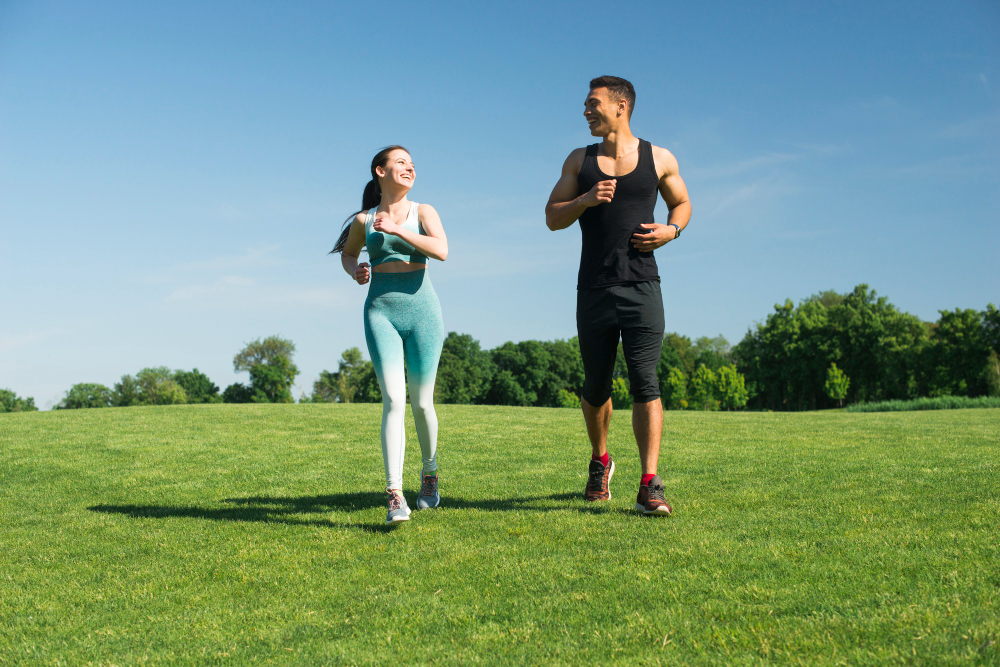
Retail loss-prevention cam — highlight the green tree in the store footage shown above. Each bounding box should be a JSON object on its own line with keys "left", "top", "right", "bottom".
{"left": 311, "top": 371, "right": 340, "bottom": 403}
{"left": 807, "top": 290, "right": 846, "bottom": 309}
{"left": 982, "top": 304, "right": 1000, "bottom": 396}
{"left": 657, "top": 334, "right": 689, "bottom": 399}
{"left": 234, "top": 336, "right": 296, "bottom": 370}
{"left": 830, "top": 285, "right": 927, "bottom": 403}
{"left": 248, "top": 356, "right": 297, "bottom": 403}
{"left": 233, "top": 336, "right": 299, "bottom": 403}
{"left": 690, "top": 365, "right": 719, "bottom": 411}
{"left": 662, "top": 367, "right": 688, "bottom": 410}
{"left": 57, "top": 383, "right": 112, "bottom": 409}
{"left": 611, "top": 377, "right": 633, "bottom": 409}
{"left": 693, "top": 335, "right": 732, "bottom": 372}
{"left": 486, "top": 369, "right": 532, "bottom": 406}
{"left": 112, "top": 375, "right": 141, "bottom": 407}
{"left": 557, "top": 389, "right": 581, "bottom": 409}
{"left": 311, "top": 348, "right": 380, "bottom": 403}
{"left": 734, "top": 295, "right": 840, "bottom": 411}
{"left": 136, "top": 367, "right": 188, "bottom": 405}
{"left": 983, "top": 304, "right": 1000, "bottom": 353}
{"left": 435, "top": 333, "right": 494, "bottom": 404}
{"left": 542, "top": 338, "right": 586, "bottom": 406}
{"left": 486, "top": 339, "right": 583, "bottom": 407}
{"left": 924, "top": 308, "right": 994, "bottom": 398}
{"left": 662, "top": 333, "right": 696, "bottom": 377}
{"left": 222, "top": 383, "right": 253, "bottom": 403}
{"left": 735, "top": 286, "right": 928, "bottom": 410}
{"left": 715, "top": 365, "right": 748, "bottom": 411}
{"left": 487, "top": 342, "right": 541, "bottom": 406}
{"left": 825, "top": 362, "right": 850, "bottom": 407}
{"left": 0, "top": 389, "right": 37, "bottom": 413}
{"left": 173, "top": 369, "right": 220, "bottom": 403}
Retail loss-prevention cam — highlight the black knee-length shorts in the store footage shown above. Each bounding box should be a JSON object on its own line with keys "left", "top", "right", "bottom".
{"left": 577, "top": 280, "right": 665, "bottom": 405}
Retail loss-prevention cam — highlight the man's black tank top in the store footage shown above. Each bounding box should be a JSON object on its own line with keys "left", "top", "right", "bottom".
{"left": 576, "top": 139, "right": 660, "bottom": 289}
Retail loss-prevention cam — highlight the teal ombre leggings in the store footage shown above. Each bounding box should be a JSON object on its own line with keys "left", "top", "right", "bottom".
{"left": 364, "top": 270, "right": 444, "bottom": 490}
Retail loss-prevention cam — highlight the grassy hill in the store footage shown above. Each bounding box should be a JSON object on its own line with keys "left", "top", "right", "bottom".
{"left": 1, "top": 404, "right": 998, "bottom": 665}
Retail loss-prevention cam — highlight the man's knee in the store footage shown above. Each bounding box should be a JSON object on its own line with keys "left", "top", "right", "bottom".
{"left": 582, "top": 382, "right": 613, "bottom": 407}
{"left": 631, "top": 386, "right": 661, "bottom": 404}
{"left": 627, "top": 366, "right": 661, "bottom": 404}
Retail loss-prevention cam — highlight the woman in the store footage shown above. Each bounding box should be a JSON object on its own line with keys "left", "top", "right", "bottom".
{"left": 331, "top": 146, "right": 448, "bottom": 524}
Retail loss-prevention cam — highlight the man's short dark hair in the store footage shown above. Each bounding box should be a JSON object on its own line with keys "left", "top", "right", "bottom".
{"left": 589, "top": 75, "right": 636, "bottom": 118}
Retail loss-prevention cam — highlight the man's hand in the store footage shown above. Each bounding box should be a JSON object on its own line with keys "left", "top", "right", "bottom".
{"left": 582, "top": 179, "right": 616, "bottom": 207}
{"left": 631, "top": 223, "right": 676, "bottom": 252}
{"left": 354, "top": 262, "right": 371, "bottom": 285}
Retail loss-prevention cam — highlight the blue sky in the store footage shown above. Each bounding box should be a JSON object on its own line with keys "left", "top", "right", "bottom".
{"left": 2, "top": 0, "right": 997, "bottom": 409}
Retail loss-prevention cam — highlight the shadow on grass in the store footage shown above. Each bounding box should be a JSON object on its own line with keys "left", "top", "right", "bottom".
{"left": 88, "top": 491, "right": 611, "bottom": 532}
{"left": 223, "top": 491, "right": 590, "bottom": 513}
{"left": 88, "top": 502, "right": 399, "bottom": 534}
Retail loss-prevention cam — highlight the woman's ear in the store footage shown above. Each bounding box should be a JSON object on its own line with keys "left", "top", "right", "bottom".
{"left": 375, "top": 167, "right": 385, "bottom": 179}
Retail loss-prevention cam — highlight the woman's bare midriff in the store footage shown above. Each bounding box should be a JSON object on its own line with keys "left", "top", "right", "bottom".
{"left": 373, "top": 261, "right": 427, "bottom": 273}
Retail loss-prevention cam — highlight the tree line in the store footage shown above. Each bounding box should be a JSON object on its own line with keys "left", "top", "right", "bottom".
{"left": 734, "top": 285, "right": 999, "bottom": 410}
{"left": 4, "top": 284, "right": 996, "bottom": 413}
{"left": 309, "top": 332, "right": 749, "bottom": 411}
{"left": 299, "top": 284, "right": 1000, "bottom": 411}
{"left": 10, "top": 336, "right": 303, "bottom": 411}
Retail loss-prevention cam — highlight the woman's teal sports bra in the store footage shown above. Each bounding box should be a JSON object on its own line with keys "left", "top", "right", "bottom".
{"left": 364, "top": 201, "right": 429, "bottom": 267}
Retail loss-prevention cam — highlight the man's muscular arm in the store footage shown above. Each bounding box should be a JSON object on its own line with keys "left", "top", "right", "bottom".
{"left": 545, "top": 148, "right": 616, "bottom": 231}
{"left": 631, "top": 146, "right": 692, "bottom": 251}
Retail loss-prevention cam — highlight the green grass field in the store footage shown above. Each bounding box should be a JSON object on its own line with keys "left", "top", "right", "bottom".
{"left": 1, "top": 405, "right": 998, "bottom": 665}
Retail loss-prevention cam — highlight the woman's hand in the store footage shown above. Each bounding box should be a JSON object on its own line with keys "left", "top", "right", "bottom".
{"left": 372, "top": 215, "right": 401, "bottom": 236}
{"left": 354, "top": 262, "right": 371, "bottom": 285}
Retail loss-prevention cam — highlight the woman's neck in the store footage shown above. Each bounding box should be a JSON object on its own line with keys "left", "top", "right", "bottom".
{"left": 378, "top": 187, "right": 410, "bottom": 212}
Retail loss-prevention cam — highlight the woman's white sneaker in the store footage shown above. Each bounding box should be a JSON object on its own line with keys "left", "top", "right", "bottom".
{"left": 416, "top": 473, "right": 440, "bottom": 509}
{"left": 386, "top": 489, "right": 411, "bottom": 524}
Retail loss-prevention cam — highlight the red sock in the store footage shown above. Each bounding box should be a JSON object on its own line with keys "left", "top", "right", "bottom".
{"left": 592, "top": 452, "right": 610, "bottom": 467}
{"left": 641, "top": 473, "right": 655, "bottom": 486}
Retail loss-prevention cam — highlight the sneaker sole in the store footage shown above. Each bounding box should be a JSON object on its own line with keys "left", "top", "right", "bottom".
{"left": 585, "top": 460, "right": 615, "bottom": 502}
{"left": 634, "top": 503, "right": 672, "bottom": 516}
{"left": 386, "top": 504, "right": 412, "bottom": 524}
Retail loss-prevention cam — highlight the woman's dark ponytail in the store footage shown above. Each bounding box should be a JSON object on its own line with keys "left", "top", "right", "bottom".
{"left": 361, "top": 178, "right": 381, "bottom": 211}
{"left": 330, "top": 145, "right": 409, "bottom": 255}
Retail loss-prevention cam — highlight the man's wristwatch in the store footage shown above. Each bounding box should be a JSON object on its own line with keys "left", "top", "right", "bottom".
{"left": 667, "top": 223, "right": 681, "bottom": 238}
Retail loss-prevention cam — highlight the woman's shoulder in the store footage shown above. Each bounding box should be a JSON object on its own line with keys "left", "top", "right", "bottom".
{"left": 416, "top": 202, "right": 438, "bottom": 217}
{"left": 354, "top": 210, "right": 370, "bottom": 226}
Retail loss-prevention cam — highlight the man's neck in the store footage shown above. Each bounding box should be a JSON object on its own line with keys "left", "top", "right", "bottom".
{"left": 600, "top": 126, "right": 639, "bottom": 158}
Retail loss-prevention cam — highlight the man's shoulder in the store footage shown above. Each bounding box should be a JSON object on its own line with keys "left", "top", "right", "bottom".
{"left": 567, "top": 145, "right": 592, "bottom": 161}
{"left": 562, "top": 146, "right": 592, "bottom": 174}
{"left": 647, "top": 143, "right": 679, "bottom": 178}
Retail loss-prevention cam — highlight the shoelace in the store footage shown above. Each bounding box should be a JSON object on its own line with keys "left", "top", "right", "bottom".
{"left": 648, "top": 483, "right": 666, "bottom": 503}
{"left": 387, "top": 491, "right": 402, "bottom": 511}
{"left": 420, "top": 476, "right": 437, "bottom": 497}
{"left": 588, "top": 467, "right": 607, "bottom": 492}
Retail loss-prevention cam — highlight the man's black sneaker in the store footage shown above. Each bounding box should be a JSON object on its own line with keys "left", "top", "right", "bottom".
{"left": 635, "top": 475, "right": 672, "bottom": 516}
{"left": 584, "top": 458, "right": 615, "bottom": 501}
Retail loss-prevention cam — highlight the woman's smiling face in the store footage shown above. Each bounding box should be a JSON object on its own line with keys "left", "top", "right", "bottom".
{"left": 377, "top": 149, "right": 415, "bottom": 190}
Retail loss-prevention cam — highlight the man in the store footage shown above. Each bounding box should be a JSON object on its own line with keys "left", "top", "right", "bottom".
{"left": 545, "top": 76, "right": 691, "bottom": 516}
